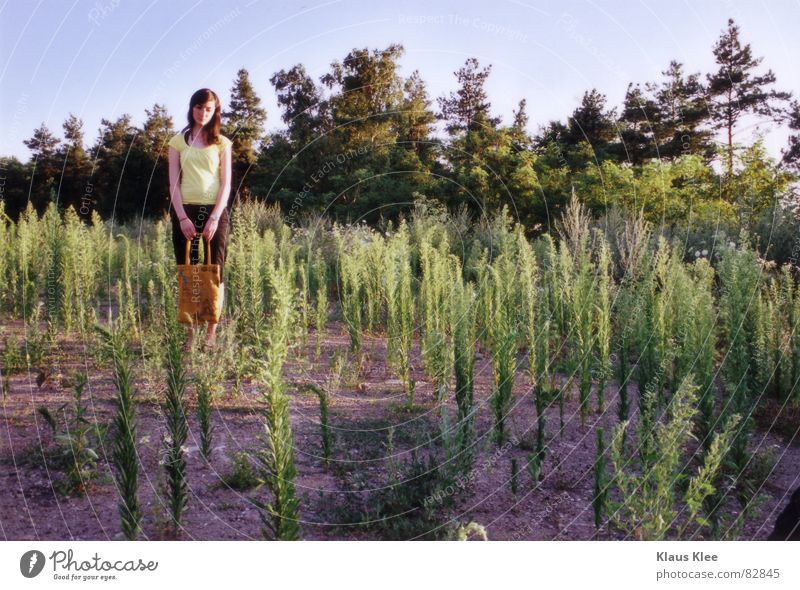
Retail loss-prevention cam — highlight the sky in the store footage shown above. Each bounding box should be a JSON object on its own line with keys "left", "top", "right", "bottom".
{"left": 1, "top": 0, "right": 799, "bottom": 162}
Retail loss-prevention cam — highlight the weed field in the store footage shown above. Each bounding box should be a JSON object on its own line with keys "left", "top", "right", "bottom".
{"left": 0, "top": 197, "right": 798, "bottom": 540}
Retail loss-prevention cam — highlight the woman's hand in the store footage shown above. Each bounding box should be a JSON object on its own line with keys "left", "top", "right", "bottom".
{"left": 202, "top": 215, "right": 219, "bottom": 241}
{"left": 179, "top": 217, "right": 197, "bottom": 240}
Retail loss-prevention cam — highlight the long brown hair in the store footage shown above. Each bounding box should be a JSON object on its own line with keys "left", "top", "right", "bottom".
{"left": 182, "top": 88, "right": 222, "bottom": 146}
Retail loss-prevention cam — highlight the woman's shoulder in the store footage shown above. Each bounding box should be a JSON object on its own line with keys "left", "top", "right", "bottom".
{"left": 217, "top": 134, "right": 233, "bottom": 150}
{"left": 168, "top": 130, "right": 187, "bottom": 151}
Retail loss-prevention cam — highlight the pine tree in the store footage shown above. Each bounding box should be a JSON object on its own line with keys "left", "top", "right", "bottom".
{"left": 140, "top": 104, "right": 175, "bottom": 217}
{"left": 653, "top": 61, "right": 714, "bottom": 160}
{"left": 706, "top": 18, "right": 791, "bottom": 184}
{"left": 617, "top": 83, "right": 658, "bottom": 164}
{"left": 58, "top": 114, "right": 90, "bottom": 217}
{"left": 566, "top": 89, "right": 617, "bottom": 150}
{"left": 223, "top": 68, "right": 268, "bottom": 199}
{"left": 782, "top": 100, "right": 800, "bottom": 173}
{"left": 23, "top": 123, "right": 61, "bottom": 211}
{"left": 90, "top": 115, "right": 142, "bottom": 221}
{"left": 437, "top": 57, "right": 500, "bottom": 134}
{"left": 510, "top": 98, "right": 530, "bottom": 149}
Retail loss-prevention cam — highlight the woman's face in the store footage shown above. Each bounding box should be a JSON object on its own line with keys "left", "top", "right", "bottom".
{"left": 192, "top": 100, "right": 216, "bottom": 127}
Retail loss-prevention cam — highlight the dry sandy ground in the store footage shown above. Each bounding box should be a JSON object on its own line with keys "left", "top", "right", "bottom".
{"left": 1, "top": 318, "right": 798, "bottom": 541}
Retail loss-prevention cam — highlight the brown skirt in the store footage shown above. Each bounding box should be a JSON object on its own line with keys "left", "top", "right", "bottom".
{"left": 171, "top": 203, "right": 230, "bottom": 283}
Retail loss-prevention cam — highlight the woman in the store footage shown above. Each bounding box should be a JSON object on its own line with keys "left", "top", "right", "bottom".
{"left": 168, "top": 88, "right": 233, "bottom": 351}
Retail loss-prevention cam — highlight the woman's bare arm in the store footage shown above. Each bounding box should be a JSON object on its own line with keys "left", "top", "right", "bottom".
{"left": 168, "top": 146, "right": 189, "bottom": 220}
{"left": 210, "top": 144, "right": 232, "bottom": 220}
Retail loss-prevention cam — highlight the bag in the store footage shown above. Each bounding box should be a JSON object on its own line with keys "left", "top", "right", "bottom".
{"left": 177, "top": 235, "right": 223, "bottom": 324}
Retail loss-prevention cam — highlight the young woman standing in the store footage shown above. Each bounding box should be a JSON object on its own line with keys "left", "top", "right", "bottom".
{"left": 168, "top": 88, "right": 233, "bottom": 350}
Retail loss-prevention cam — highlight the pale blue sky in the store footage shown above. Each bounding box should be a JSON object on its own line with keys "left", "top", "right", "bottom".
{"left": 1, "top": 0, "right": 798, "bottom": 161}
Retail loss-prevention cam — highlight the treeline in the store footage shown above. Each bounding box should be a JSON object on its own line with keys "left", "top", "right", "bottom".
{"left": 2, "top": 18, "right": 800, "bottom": 250}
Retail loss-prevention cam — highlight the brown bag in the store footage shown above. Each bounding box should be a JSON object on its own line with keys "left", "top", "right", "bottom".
{"left": 177, "top": 236, "right": 223, "bottom": 324}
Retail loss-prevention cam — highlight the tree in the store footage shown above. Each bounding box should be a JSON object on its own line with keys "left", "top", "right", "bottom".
{"left": 617, "top": 83, "right": 658, "bottom": 165}
{"left": 706, "top": 18, "right": 791, "bottom": 183}
{"left": 321, "top": 44, "right": 405, "bottom": 147}
{"left": 270, "top": 64, "right": 325, "bottom": 148}
{"left": 57, "top": 114, "right": 90, "bottom": 218}
{"left": 653, "top": 61, "right": 714, "bottom": 161}
{"left": 139, "top": 104, "right": 175, "bottom": 217}
{"left": 90, "top": 115, "right": 144, "bottom": 222}
{"left": 782, "top": 100, "right": 800, "bottom": 174}
{"left": 437, "top": 57, "right": 500, "bottom": 134}
{"left": 567, "top": 89, "right": 618, "bottom": 150}
{"left": 261, "top": 64, "right": 328, "bottom": 211}
{"left": 319, "top": 44, "right": 406, "bottom": 218}
{"left": 397, "top": 70, "right": 437, "bottom": 162}
{"left": 731, "top": 137, "right": 793, "bottom": 228}
{"left": 222, "top": 68, "right": 268, "bottom": 201}
{"left": 0, "top": 156, "right": 30, "bottom": 220}
{"left": 141, "top": 104, "right": 174, "bottom": 156}
{"left": 510, "top": 98, "right": 531, "bottom": 149}
{"left": 23, "top": 123, "right": 61, "bottom": 212}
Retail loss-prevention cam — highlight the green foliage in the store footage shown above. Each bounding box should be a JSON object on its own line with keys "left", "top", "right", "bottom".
{"left": 253, "top": 257, "right": 301, "bottom": 541}
{"left": 717, "top": 234, "right": 762, "bottom": 477}
{"left": 679, "top": 415, "right": 741, "bottom": 538}
{"left": 488, "top": 253, "right": 518, "bottom": 446}
{"left": 220, "top": 451, "right": 260, "bottom": 491}
{"left": 338, "top": 232, "right": 365, "bottom": 355}
{"left": 593, "top": 232, "right": 613, "bottom": 414}
{"left": 95, "top": 320, "right": 141, "bottom": 541}
{"left": 451, "top": 276, "right": 477, "bottom": 472}
{"left": 311, "top": 251, "right": 328, "bottom": 360}
{"left": 37, "top": 372, "right": 105, "bottom": 496}
{"left": 161, "top": 312, "right": 190, "bottom": 536}
{"left": 302, "top": 383, "right": 334, "bottom": 467}
{"left": 419, "top": 231, "right": 456, "bottom": 394}
{"left": 609, "top": 374, "right": 738, "bottom": 540}
{"left": 191, "top": 349, "right": 225, "bottom": 462}
{"left": 368, "top": 446, "right": 453, "bottom": 540}
{"left": 384, "top": 222, "right": 416, "bottom": 407}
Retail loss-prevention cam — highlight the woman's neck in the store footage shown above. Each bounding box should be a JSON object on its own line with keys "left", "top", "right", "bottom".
{"left": 191, "top": 125, "right": 204, "bottom": 138}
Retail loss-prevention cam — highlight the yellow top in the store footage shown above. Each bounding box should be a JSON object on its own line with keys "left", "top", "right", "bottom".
{"left": 168, "top": 131, "right": 233, "bottom": 205}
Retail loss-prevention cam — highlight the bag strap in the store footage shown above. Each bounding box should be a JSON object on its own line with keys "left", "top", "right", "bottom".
{"left": 183, "top": 236, "right": 214, "bottom": 265}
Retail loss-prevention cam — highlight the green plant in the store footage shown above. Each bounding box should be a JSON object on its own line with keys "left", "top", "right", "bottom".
{"left": 95, "top": 320, "right": 141, "bottom": 541}
{"left": 450, "top": 521, "right": 488, "bottom": 540}
{"left": 369, "top": 446, "right": 452, "bottom": 540}
{"left": 451, "top": 277, "right": 477, "bottom": 472}
{"left": 678, "top": 415, "right": 740, "bottom": 539}
{"left": 3, "top": 333, "right": 23, "bottom": 374}
{"left": 161, "top": 312, "right": 190, "bottom": 537}
{"left": 36, "top": 372, "right": 105, "bottom": 496}
{"left": 24, "top": 303, "right": 54, "bottom": 368}
{"left": 570, "top": 236, "right": 595, "bottom": 428}
{"left": 717, "top": 234, "right": 762, "bottom": 492}
{"left": 593, "top": 232, "right": 613, "bottom": 414}
{"left": 311, "top": 253, "right": 328, "bottom": 360}
{"left": 339, "top": 238, "right": 365, "bottom": 355}
{"left": 253, "top": 258, "right": 301, "bottom": 540}
{"left": 220, "top": 451, "right": 260, "bottom": 491}
{"left": 384, "top": 224, "right": 416, "bottom": 408}
{"left": 608, "top": 374, "right": 738, "bottom": 540}
{"left": 192, "top": 349, "right": 224, "bottom": 462}
{"left": 303, "top": 383, "right": 334, "bottom": 467}
{"left": 489, "top": 255, "right": 518, "bottom": 445}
